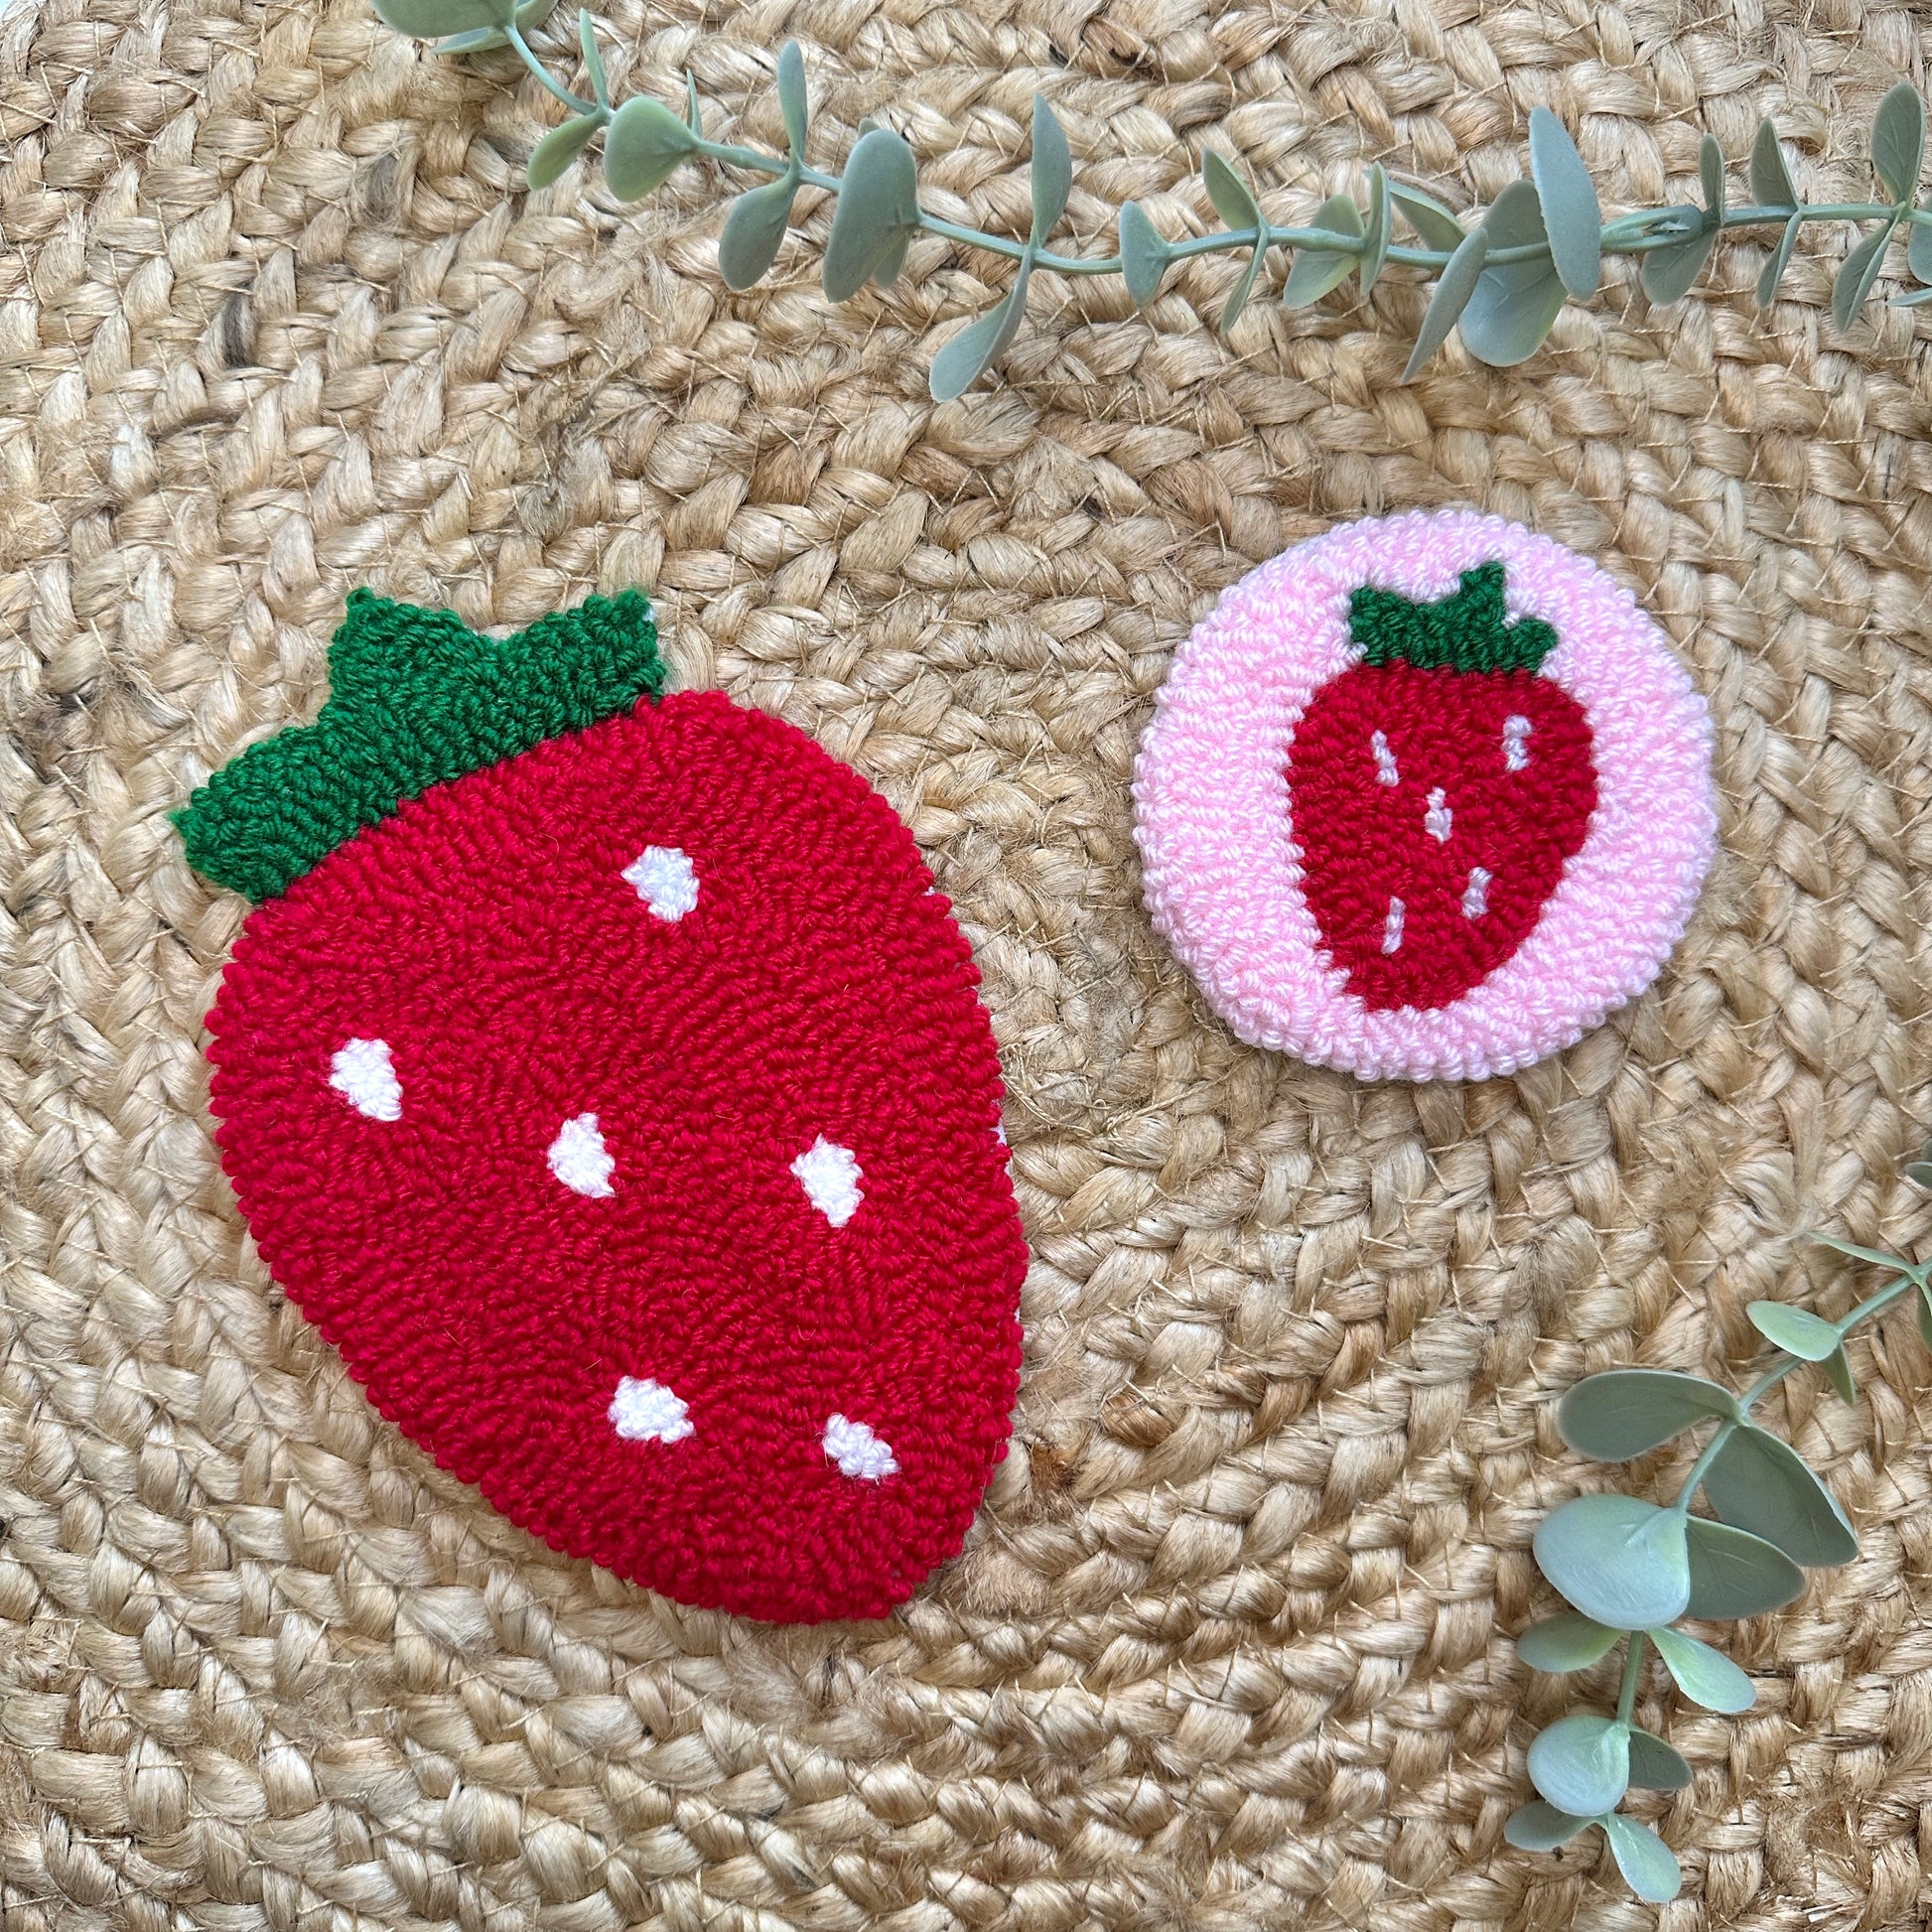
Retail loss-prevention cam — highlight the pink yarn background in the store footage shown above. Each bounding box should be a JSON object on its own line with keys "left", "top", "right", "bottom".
{"left": 1132, "top": 511, "right": 1719, "bottom": 1081}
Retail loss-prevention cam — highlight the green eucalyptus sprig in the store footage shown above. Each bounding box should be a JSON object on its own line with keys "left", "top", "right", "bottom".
{"left": 371, "top": 2, "right": 1932, "bottom": 395}
{"left": 1506, "top": 1145, "right": 1932, "bottom": 1901}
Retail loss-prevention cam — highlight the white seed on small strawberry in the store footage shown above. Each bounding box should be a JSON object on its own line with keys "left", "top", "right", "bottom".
{"left": 1463, "top": 867, "right": 1492, "bottom": 918}
{"left": 1503, "top": 715, "right": 1533, "bottom": 770}
{"left": 1371, "top": 730, "right": 1400, "bottom": 785}
{"left": 1382, "top": 897, "right": 1405, "bottom": 954}
{"left": 1425, "top": 786, "right": 1452, "bottom": 842}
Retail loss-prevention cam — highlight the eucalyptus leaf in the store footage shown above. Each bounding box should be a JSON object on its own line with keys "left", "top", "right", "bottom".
{"left": 871, "top": 231, "right": 912, "bottom": 290}
{"left": 1282, "top": 195, "right": 1364, "bottom": 309}
{"left": 685, "top": 70, "right": 701, "bottom": 135}
{"left": 1558, "top": 1368, "right": 1737, "bottom": 1461}
{"left": 1527, "top": 1714, "right": 1631, "bottom": 1817}
{"left": 1203, "top": 149, "right": 1263, "bottom": 232}
{"left": 1812, "top": 1233, "right": 1917, "bottom": 1273}
{"left": 1402, "top": 224, "right": 1487, "bottom": 378}
{"left": 1359, "top": 163, "right": 1392, "bottom": 295}
{"left": 429, "top": 26, "right": 510, "bottom": 51}
{"left": 1503, "top": 1800, "right": 1591, "bottom": 1852}
{"left": 1756, "top": 211, "right": 1801, "bottom": 306}
{"left": 775, "top": 40, "right": 807, "bottom": 161}
{"left": 1834, "top": 218, "right": 1898, "bottom": 328}
{"left": 371, "top": 0, "right": 509, "bottom": 39}
{"left": 1745, "top": 1301, "right": 1841, "bottom": 1361}
{"left": 527, "top": 112, "right": 602, "bottom": 191}
{"left": 1699, "top": 133, "right": 1725, "bottom": 222}
{"left": 1201, "top": 148, "right": 1268, "bottom": 328}
{"left": 1641, "top": 208, "right": 1715, "bottom": 304}
{"left": 822, "top": 126, "right": 920, "bottom": 300}
{"left": 1701, "top": 1425, "right": 1858, "bottom": 1567}
{"left": 1907, "top": 1156, "right": 1932, "bottom": 1184}
{"left": 1031, "top": 94, "right": 1070, "bottom": 244}
{"left": 1517, "top": 1612, "right": 1620, "bottom": 1672}
{"left": 1528, "top": 105, "right": 1602, "bottom": 297}
{"left": 1459, "top": 179, "right": 1565, "bottom": 365}
{"left": 1684, "top": 1516, "right": 1806, "bottom": 1619}
{"left": 577, "top": 9, "right": 607, "bottom": 107}
{"left": 928, "top": 253, "right": 1033, "bottom": 401}
{"left": 1919, "top": 1285, "right": 1932, "bottom": 1349}
{"left": 434, "top": 0, "right": 556, "bottom": 58}
{"left": 1602, "top": 1812, "right": 1683, "bottom": 1904}
{"left": 1535, "top": 1494, "right": 1692, "bottom": 1629}
{"left": 1118, "top": 201, "right": 1171, "bottom": 309}
{"left": 1825, "top": 1343, "right": 1857, "bottom": 1405}
{"left": 1625, "top": 1725, "right": 1695, "bottom": 1791}
{"left": 1649, "top": 1625, "right": 1756, "bottom": 1713}
{"left": 1750, "top": 118, "right": 1798, "bottom": 209}
{"left": 1220, "top": 234, "right": 1269, "bottom": 332}
{"left": 603, "top": 94, "right": 698, "bottom": 201}
{"left": 1197, "top": 149, "right": 1275, "bottom": 328}
{"left": 1872, "top": 83, "right": 1927, "bottom": 205}
{"left": 1390, "top": 180, "right": 1467, "bottom": 250}
{"left": 718, "top": 172, "right": 800, "bottom": 289}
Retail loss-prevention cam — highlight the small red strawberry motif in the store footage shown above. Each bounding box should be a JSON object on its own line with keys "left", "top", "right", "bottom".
{"left": 178, "top": 592, "right": 1026, "bottom": 1623}
{"left": 1288, "top": 563, "right": 1598, "bottom": 1011}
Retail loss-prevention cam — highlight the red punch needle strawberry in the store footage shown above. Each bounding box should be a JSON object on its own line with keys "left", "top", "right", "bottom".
{"left": 1289, "top": 562, "right": 1598, "bottom": 1011}
{"left": 178, "top": 591, "right": 1026, "bottom": 1623}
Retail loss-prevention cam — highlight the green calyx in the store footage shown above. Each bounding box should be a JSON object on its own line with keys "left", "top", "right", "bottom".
{"left": 1349, "top": 561, "right": 1559, "bottom": 674}
{"left": 176, "top": 589, "right": 664, "bottom": 901}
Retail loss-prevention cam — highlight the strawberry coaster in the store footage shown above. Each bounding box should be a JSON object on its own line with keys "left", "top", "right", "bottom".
{"left": 1133, "top": 511, "right": 1718, "bottom": 1081}
{"left": 178, "top": 591, "right": 1027, "bottom": 1623}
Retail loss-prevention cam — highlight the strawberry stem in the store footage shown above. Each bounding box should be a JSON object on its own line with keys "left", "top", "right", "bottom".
{"left": 1349, "top": 562, "right": 1560, "bottom": 674}
{"left": 176, "top": 591, "right": 664, "bottom": 902}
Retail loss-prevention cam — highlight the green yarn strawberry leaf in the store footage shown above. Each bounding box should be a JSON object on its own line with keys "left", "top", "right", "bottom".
{"left": 177, "top": 590, "right": 664, "bottom": 901}
{"left": 1349, "top": 561, "right": 1560, "bottom": 674}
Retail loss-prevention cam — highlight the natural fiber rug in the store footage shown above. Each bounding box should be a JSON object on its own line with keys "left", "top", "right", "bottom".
{"left": 4, "top": 0, "right": 1931, "bottom": 1924}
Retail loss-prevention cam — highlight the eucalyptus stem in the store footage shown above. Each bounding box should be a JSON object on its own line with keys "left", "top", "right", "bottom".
{"left": 1736, "top": 1269, "right": 1918, "bottom": 1413}
{"left": 1506, "top": 1164, "right": 1932, "bottom": 1903}
{"left": 1614, "top": 1632, "right": 1647, "bottom": 1724}
{"left": 505, "top": 22, "right": 596, "bottom": 118}
{"left": 677, "top": 131, "right": 1932, "bottom": 281}
{"left": 380, "top": 5, "right": 1932, "bottom": 398}
{"left": 650, "top": 122, "right": 1932, "bottom": 279}
{"left": 1671, "top": 1416, "right": 1739, "bottom": 1508}
{"left": 1665, "top": 1269, "right": 1919, "bottom": 1513}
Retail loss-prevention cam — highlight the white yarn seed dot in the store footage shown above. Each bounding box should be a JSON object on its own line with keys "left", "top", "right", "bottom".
{"left": 823, "top": 1414, "right": 898, "bottom": 1481}
{"left": 549, "top": 1113, "right": 616, "bottom": 1197}
{"left": 623, "top": 845, "right": 700, "bottom": 921}
{"left": 610, "top": 1376, "right": 693, "bottom": 1444}
{"left": 330, "top": 1037, "right": 402, "bottom": 1121}
{"left": 792, "top": 1136, "right": 863, "bottom": 1227}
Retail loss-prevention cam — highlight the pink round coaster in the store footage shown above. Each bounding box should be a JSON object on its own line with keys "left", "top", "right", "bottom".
{"left": 1132, "top": 511, "right": 1718, "bottom": 1082}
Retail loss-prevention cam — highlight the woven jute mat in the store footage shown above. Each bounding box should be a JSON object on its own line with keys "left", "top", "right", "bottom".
{"left": 5, "top": 0, "right": 1932, "bottom": 1924}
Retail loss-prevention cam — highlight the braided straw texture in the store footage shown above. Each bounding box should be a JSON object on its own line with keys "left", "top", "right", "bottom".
{"left": 3, "top": 0, "right": 1931, "bottom": 1925}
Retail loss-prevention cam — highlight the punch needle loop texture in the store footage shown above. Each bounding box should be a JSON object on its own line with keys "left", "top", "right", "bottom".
{"left": 1133, "top": 511, "right": 1719, "bottom": 1080}
{"left": 177, "top": 592, "right": 1027, "bottom": 1623}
